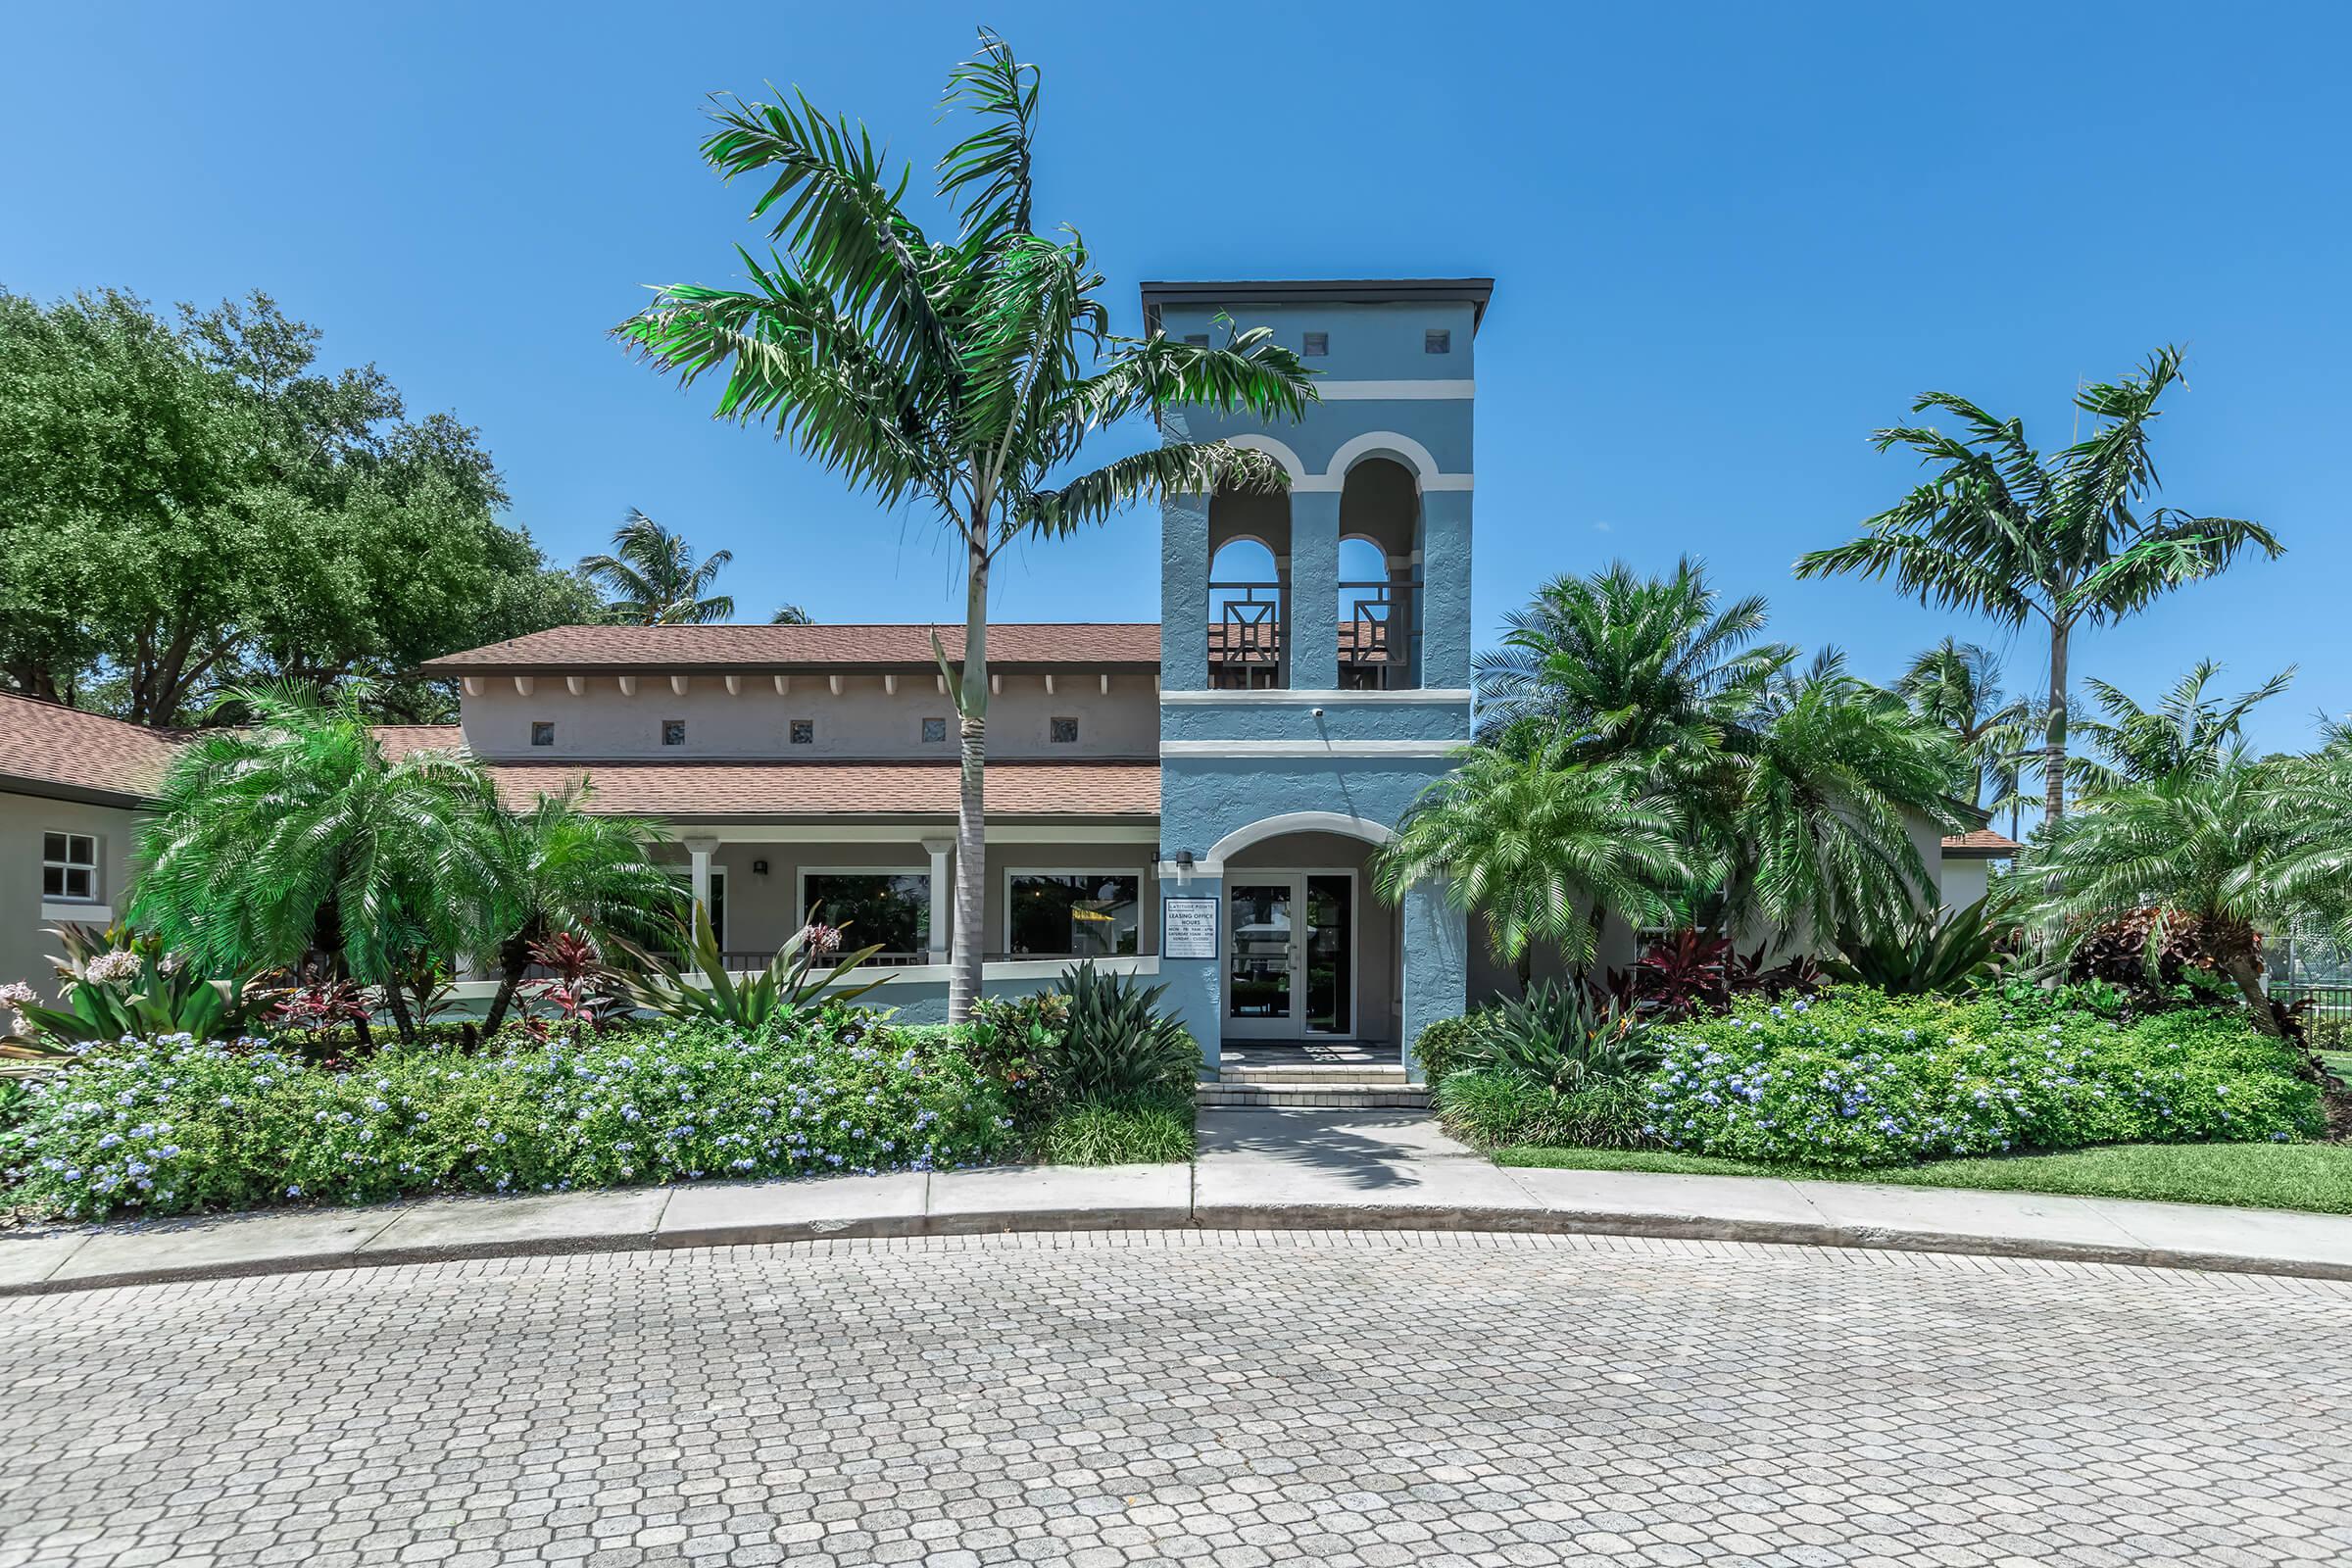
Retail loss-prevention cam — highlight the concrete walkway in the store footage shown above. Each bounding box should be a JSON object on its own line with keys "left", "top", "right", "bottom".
{"left": 8, "top": 1107, "right": 2352, "bottom": 1295}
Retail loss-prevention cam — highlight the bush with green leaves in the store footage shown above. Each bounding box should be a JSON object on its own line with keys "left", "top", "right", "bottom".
{"left": 1043, "top": 961, "right": 1199, "bottom": 1103}
{"left": 1643, "top": 987, "right": 2323, "bottom": 1169}
{"left": 1436, "top": 1071, "right": 1654, "bottom": 1151}
{"left": 1411, "top": 1009, "right": 1494, "bottom": 1086}
{"left": 8, "top": 1007, "right": 1016, "bottom": 1221}
{"left": 612, "top": 905, "right": 884, "bottom": 1031}
{"left": 1035, "top": 1091, "right": 1196, "bottom": 1165}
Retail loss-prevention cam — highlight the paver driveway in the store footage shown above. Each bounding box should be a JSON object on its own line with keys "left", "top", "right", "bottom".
{"left": 4, "top": 1231, "right": 2349, "bottom": 1568}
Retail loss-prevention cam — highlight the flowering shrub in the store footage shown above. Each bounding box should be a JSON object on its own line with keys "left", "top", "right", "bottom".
{"left": 7, "top": 1006, "right": 1017, "bottom": 1220}
{"left": 1643, "top": 988, "right": 2325, "bottom": 1168}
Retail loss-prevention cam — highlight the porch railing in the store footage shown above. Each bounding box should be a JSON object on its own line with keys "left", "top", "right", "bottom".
{"left": 1339, "top": 578, "right": 1420, "bottom": 690}
{"left": 1208, "top": 581, "right": 1284, "bottom": 686}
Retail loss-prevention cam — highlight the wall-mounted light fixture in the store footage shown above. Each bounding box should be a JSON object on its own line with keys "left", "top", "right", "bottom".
{"left": 752, "top": 858, "right": 770, "bottom": 876}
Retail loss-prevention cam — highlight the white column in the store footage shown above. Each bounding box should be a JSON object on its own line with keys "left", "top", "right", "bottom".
{"left": 921, "top": 837, "right": 954, "bottom": 965}
{"left": 683, "top": 835, "right": 718, "bottom": 936}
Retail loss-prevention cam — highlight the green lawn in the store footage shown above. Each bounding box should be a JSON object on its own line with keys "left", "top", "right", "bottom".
{"left": 1494, "top": 1141, "right": 2352, "bottom": 1215}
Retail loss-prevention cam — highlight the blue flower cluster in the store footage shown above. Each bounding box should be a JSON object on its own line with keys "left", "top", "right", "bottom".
{"left": 9, "top": 1009, "right": 1018, "bottom": 1220}
{"left": 1641, "top": 988, "right": 2323, "bottom": 1169}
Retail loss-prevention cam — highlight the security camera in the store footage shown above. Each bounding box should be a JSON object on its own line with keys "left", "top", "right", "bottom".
{"left": 1311, "top": 706, "right": 1325, "bottom": 718}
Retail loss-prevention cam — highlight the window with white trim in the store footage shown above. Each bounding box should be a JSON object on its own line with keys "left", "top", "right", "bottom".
{"left": 1008, "top": 871, "right": 1142, "bottom": 958}
{"left": 43, "top": 832, "right": 97, "bottom": 902}
{"left": 801, "top": 871, "right": 929, "bottom": 956}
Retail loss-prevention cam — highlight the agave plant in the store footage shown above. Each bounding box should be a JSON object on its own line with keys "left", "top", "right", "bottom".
{"left": 612, "top": 904, "right": 886, "bottom": 1031}
{"left": 1462, "top": 980, "right": 1660, "bottom": 1092}
{"left": 1821, "top": 896, "right": 2001, "bottom": 996}
{"left": 1045, "top": 960, "right": 1200, "bottom": 1103}
{"left": 10, "top": 923, "right": 260, "bottom": 1047}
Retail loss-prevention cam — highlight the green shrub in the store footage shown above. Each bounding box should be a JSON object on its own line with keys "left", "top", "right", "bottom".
{"left": 1465, "top": 981, "right": 1658, "bottom": 1090}
{"left": 1821, "top": 896, "right": 1999, "bottom": 996}
{"left": 1642, "top": 987, "right": 2324, "bottom": 1169}
{"left": 1412, "top": 1009, "right": 1494, "bottom": 1086}
{"left": 1437, "top": 1070, "right": 1655, "bottom": 1150}
{"left": 8, "top": 1006, "right": 1017, "bottom": 1221}
{"left": 1045, "top": 961, "right": 1199, "bottom": 1103}
{"left": 1035, "top": 1091, "right": 1196, "bottom": 1165}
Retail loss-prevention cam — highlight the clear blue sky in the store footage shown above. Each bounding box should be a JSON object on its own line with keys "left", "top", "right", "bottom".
{"left": 5, "top": 2, "right": 2345, "bottom": 751}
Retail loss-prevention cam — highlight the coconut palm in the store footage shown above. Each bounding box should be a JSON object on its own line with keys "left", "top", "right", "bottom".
{"left": 2065, "top": 660, "right": 2293, "bottom": 798}
{"left": 582, "top": 509, "right": 737, "bottom": 624}
{"left": 1728, "top": 662, "right": 1963, "bottom": 944}
{"left": 1897, "top": 638, "right": 2027, "bottom": 808}
{"left": 2020, "top": 749, "right": 2352, "bottom": 1056}
{"left": 1474, "top": 557, "right": 1793, "bottom": 766}
{"left": 769, "top": 603, "right": 812, "bottom": 625}
{"left": 1375, "top": 742, "right": 1690, "bottom": 992}
{"left": 614, "top": 30, "right": 1313, "bottom": 1019}
{"left": 130, "top": 683, "right": 494, "bottom": 1041}
{"left": 1797, "top": 347, "right": 2282, "bottom": 822}
{"left": 474, "top": 789, "right": 678, "bottom": 1039}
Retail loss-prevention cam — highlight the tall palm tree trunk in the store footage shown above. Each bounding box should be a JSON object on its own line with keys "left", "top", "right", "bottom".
{"left": 2043, "top": 619, "right": 2071, "bottom": 824}
{"left": 951, "top": 527, "right": 990, "bottom": 1022}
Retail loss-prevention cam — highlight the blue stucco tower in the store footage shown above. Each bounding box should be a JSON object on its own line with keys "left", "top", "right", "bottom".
{"left": 1143, "top": 278, "right": 1490, "bottom": 1080}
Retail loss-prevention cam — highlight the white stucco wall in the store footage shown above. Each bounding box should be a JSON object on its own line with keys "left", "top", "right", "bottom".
{"left": 0, "top": 791, "right": 144, "bottom": 1001}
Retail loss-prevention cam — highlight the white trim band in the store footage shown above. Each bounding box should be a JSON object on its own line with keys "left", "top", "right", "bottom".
{"left": 1158, "top": 739, "right": 1461, "bottom": 758}
{"left": 1311, "top": 379, "right": 1475, "bottom": 400}
{"left": 1157, "top": 688, "right": 1472, "bottom": 706}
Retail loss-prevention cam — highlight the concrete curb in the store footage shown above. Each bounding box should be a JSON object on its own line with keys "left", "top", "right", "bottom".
{"left": 10, "top": 1190, "right": 2352, "bottom": 1297}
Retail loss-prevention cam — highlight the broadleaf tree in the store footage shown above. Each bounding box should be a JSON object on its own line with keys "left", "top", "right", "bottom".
{"left": 615, "top": 30, "right": 1314, "bottom": 1019}
{"left": 0, "top": 288, "right": 600, "bottom": 723}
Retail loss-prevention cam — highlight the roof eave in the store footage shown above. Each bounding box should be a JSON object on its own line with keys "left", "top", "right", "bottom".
{"left": 1139, "top": 277, "right": 1495, "bottom": 334}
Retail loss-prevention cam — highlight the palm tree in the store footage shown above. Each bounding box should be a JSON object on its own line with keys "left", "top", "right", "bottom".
{"left": 474, "top": 789, "right": 678, "bottom": 1039}
{"left": 2066, "top": 661, "right": 2293, "bottom": 798}
{"left": 614, "top": 31, "right": 1313, "bottom": 1019}
{"left": 1375, "top": 743, "right": 1689, "bottom": 992}
{"left": 1896, "top": 638, "right": 2027, "bottom": 808}
{"left": 2021, "top": 749, "right": 2352, "bottom": 1056}
{"left": 1796, "top": 348, "right": 2282, "bottom": 822}
{"left": 1729, "top": 662, "right": 1963, "bottom": 943}
{"left": 769, "top": 604, "right": 812, "bottom": 625}
{"left": 130, "top": 683, "right": 493, "bottom": 1041}
{"left": 582, "top": 509, "right": 737, "bottom": 624}
{"left": 1474, "top": 557, "right": 1793, "bottom": 764}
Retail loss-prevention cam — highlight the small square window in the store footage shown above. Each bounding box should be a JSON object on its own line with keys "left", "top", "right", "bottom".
{"left": 790, "top": 718, "right": 814, "bottom": 746}
{"left": 1301, "top": 331, "right": 1328, "bottom": 357}
{"left": 1183, "top": 333, "right": 1209, "bottom": 347}
{"left": 1050, "top": 716, "right": 1079, "bottom": 745}
{"left": 1424, "top": 328, "right": 1451, "bottom": 355}
{"left": 661, "top": 719, "right": 687, "bottom": 747}
{"left": 42, "top": 831, "right": 97, "bottom": 902}
{"left": 530, "top": 720, "right": 555, "bottom": 747}
{"left": 921, "top": 716, "right": 948, "bottom": 744}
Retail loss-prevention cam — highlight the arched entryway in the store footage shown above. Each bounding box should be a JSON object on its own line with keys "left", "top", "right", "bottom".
{"left": 1209, "top": 813, "right": 1400, "bottom": 1057}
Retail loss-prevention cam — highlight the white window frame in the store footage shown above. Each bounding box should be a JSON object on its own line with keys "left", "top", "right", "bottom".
{"left": 1221, "top": 864, "right": 1360, "bottom": 1042}
{"left": 1003, "top": 866, "right": 1152, "bottom": 960}
{"left": 796, "top": 864, "right": 932, "bottom": 956}
{"left": 42, "top": 831, "right": 99, "bottom": 905}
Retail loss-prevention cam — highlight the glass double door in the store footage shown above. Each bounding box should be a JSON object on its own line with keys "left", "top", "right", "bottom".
{"left": 1224, "top": 873, "right": 1354, "bottom": 1039}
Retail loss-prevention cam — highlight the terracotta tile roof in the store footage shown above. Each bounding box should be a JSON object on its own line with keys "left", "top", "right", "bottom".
{"left": 0, "top": 692, "right": 181, "bottom": 805}
{"left": 418, "top": 623, "right": 1161, "bottom": 676}
{"left": 369, "top": 727, "right": 1157, "bottom": 818}
{"left": 479, "top": 760, "right": 1159, "bottom": 819}
{"left": 1941, "top": 828, "right": 2023, "bottom": 858}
